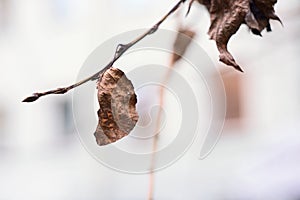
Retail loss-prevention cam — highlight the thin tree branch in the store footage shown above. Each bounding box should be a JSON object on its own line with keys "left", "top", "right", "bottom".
{"left": 22, "top": 0, "right": 187, "bottom": 103}
{"left": 147, "top": 27, "right": 196, "bottom": 200}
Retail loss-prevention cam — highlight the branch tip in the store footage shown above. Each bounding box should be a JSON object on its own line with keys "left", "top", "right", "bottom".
{"left": 22, "top": 94, "right": 40, "bottom": 103}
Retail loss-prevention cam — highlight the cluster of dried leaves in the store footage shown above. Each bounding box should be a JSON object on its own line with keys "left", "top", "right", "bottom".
{"left": 192, "top": 0, "right": 281, "bottom": 72}
{"left": 23, "top": 0, "right": 281, "bottom": 146}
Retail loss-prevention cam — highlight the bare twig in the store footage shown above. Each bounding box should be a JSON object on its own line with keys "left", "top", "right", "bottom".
{"left": 22, "top": 0, "right": 187, "bottom": 103}
{"left": 147, "top": 27, "right": 196, "bottom": 200}
{"left": 186, "top": 0, "right": 196, "bottom": 17}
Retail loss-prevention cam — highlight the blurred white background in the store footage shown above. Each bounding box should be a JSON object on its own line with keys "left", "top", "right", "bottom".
{"left": 0, "top": 0, "right": 300, "bottom": 199}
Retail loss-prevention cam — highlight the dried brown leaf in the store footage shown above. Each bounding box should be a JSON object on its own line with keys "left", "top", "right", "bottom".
{"left": 94, "top": 67, "right": 139, "bottom": 146}
{"left": 195, "top": 0, "right": 280, "bottom": 72}
{"left": 246, "top": 0, "right": 282, "bottom": 35}
{"left": 202, "top": 0, "right": 249, "bottom": 72}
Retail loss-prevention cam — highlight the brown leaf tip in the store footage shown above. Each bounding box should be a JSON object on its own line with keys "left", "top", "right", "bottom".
{"left": 94, "top": 67, "right": 139, "bottom": 146}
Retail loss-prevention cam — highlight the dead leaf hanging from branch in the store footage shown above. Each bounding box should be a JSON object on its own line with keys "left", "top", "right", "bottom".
{"left": 194, "top": 0, "right": 281, "bottom": 72}
{"left": 94, "top": 67, "right": 139, "bottom": 146}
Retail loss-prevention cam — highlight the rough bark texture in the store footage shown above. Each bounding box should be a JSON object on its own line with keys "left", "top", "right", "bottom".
{"left": 196, "top": 0, "right": 280, "bottom": 72}
{"left": 94, "top": 67, "right": 139, "bottom": 146}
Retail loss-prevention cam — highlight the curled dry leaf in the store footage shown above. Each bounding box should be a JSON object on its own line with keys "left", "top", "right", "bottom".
{"left": 195, "top": 0, "right": 281, "bottom": 72}
{"left": 246, "top": 0, "right": 282, "bottom": 35}
{"left": 94, "top": 67, "right": 139, "bottom": 146}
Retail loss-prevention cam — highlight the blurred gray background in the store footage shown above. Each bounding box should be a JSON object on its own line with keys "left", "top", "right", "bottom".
{"left": 0, "top": 0, "right": 300, "bottom": 199}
